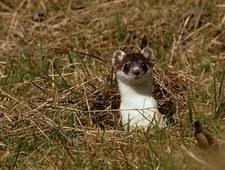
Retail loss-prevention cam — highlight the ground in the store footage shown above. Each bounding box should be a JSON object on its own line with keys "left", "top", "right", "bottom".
{"left": 0, "top": 0, "right": 225, "bottom": 169}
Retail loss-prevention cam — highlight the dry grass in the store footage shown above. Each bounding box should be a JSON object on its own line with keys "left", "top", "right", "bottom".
{"left": 0, "top": 0, "right": 225, "bottom": 169}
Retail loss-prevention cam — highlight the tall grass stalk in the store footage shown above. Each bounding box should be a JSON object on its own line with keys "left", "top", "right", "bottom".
{"left": 115, "top": 14, "right": 126, "bottom": 43}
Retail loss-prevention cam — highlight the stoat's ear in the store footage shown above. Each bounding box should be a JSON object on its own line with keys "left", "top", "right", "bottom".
{"left": 141, "top": 47, "right": 155, "bottom": 62}
{"left": 112, "top": 50, "right": 126, "bottom": 67}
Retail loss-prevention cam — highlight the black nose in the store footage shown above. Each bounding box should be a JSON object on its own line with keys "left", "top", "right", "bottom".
{"left": 133, "top": 70, "right": 140, "bottom": 76}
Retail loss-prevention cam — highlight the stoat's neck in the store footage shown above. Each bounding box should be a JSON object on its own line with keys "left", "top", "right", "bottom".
{"left": 118, "top": 79, "right": 153, "bottom": 100}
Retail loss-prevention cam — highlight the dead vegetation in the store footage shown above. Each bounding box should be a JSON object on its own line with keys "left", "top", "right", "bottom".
{"left": 0, "top": 0, "right": 225, "bottom": 169}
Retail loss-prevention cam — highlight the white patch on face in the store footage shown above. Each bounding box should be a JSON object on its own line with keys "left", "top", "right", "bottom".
{"left": 132, "top": 65, "right": 140, "bottom": 72}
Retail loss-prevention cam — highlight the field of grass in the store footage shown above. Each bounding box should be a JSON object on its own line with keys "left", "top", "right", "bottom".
{"left": 0, "top": 0, "right": 225, "bottom": 169}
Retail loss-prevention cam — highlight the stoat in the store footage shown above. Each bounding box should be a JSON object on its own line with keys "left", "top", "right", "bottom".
{"left": 112, "top": 47, "right": 167, "bottom": 131}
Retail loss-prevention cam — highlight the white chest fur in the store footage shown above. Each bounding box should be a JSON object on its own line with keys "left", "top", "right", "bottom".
{"left": 118, "top": 80, "right": 165, "bottom": 131}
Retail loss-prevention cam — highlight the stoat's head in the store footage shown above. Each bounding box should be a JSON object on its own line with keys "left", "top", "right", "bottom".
{"left": 112, "top": 47, "right": 155, "bottom": 85}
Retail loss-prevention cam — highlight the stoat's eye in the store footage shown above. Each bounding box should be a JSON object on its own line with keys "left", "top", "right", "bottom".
{"left": 141, "top": 62, "right": 147, "bottom": 69}
{"left": 123, "top": 63, "right": 130, "bottom": 70}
